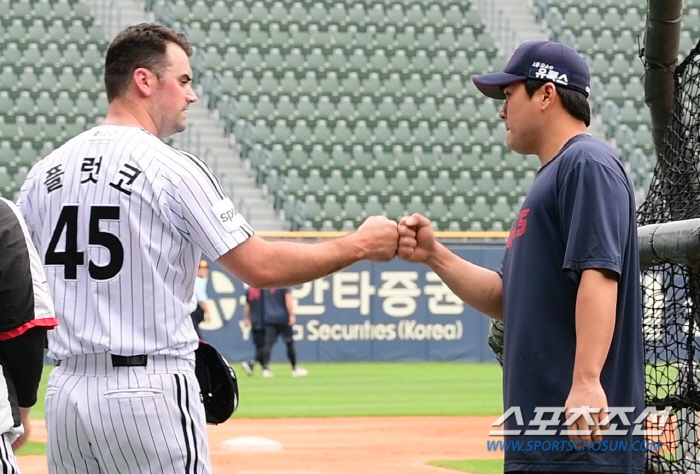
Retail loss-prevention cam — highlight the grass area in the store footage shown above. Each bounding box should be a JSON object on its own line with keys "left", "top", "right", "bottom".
{"left": 233, "top": 362, "right": 503, "bottom": 418}
{"left": 429, "top": 458, "right": 504, "bottom": 473}
{"left": 15, "top": 440, "right": 46, "bottom": 456}
{"left": 32, "top": 362, "right": 503, "bottom": 419}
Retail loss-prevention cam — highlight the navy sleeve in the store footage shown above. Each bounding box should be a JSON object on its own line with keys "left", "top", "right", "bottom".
{"left": 0, "top": 327, "right": 47, "bottom": 408}
{"left": 0, "top": 200, "right": 34, "bottom": 332}
{"left": 557, "top": 158, "right": 631, "bottom": 281}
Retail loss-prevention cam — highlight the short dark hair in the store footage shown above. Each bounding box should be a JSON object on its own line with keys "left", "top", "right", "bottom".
{"left": 105, "top": 23, "right": 193, "bottom": 102}
{"left": 523, "top": 79, "right": 591, "bottom": 127}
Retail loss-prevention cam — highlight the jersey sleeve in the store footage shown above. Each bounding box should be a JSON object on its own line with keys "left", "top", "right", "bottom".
{"left": 557, "top": 156, "right": 632, "bottom": 280}
{"left": 0, "top": 198, "right": 57, "bottom": 340}
{"left": 157, "top": 150, "right": 255, "bottom": 260}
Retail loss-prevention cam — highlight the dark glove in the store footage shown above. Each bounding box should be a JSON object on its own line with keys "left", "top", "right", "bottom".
{"left": 488, "top": 319, "right": 504, "bottom": 367}
{"left": 195, "top": 340, "right": 239, "bottom": 424}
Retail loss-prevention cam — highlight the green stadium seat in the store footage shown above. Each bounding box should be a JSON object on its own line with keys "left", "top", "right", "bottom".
{"left": 277, "top": 95, "right": 295, "bottom": 120}
{"left": 313, "top": 119, "right": 332, "bottom": 143}
{"left": 316, "top": 95, "right": 335, "bottom": 120}
{"left": 63, "top": 116, "right": 86, "bottom": 138}
{"left": 15, "top": 91, "right": 35, "bottom": 116}
{"left": 374, "top": 120, "right": 392, "bottom": 144}
{"left": 347, "top": 168, "right": 368, "bottom": 195}
{"left": 419, "top": 96, "right": 438, "bottom": 118}
{"left": 625, "top": 76, "right": 645, "bottom": 105}
{"left": 432, "top": 170, "right": 454, "bottom": 194}
{"left": 357, "top": 96, "right": 377, "bottom": 119}
{"left": 351, "top": 120, "right": 370, "bottom": 143}
{"left": 333, "top": 119, "right": 352, "bottom": 143}
{"left": 362, "top": 72, "right": 382, "bottom": 97}
{"left": 498, "top": 170, "right": 519, "bottom": 199}
{"left": 518, "top": 171, "right": 536, "bottom": 193}
{"left": 297, "top": 96, "right": 316, "bottom": 118}
{"left": 279, "top": 71, "right": 299, "bottom": 95}
{"left": 305, "top": 169, "right": 326, "bottom": 196}
{"left": 311, "top": 47, "right": 331, "bottom": 70}
{"left": 389, "top": 169, "right": 411, "bottom": 195}
{"left": 621, "top": 8, "right": 643, "bottom": 30}
{"left": 364, "top": 195, "right": 383, "bottom": 216}
{"left": 336, "top": 96, "right": 356, "bottom": 121}
{"left": 264, "top": 48, "right": 284, "bottom": 71}
{"left": 340, "top": 71, "right": 361, "bottom": 95}
{"left": 344, "top": 194, "right": 364, "bottom": 222}
{"left": 259, "top": 72, "right": 279, "bottom": 95}
{"left": 35, "top": 92, "right": 55, "bottom": 116}
{"left": 326, "top": 169, "right": 346, "bottom": 195}
{"left": 268, "top": 23, "right": 288, "bottom": 47}
{"left": 299, "top": 71, "right": 319, "bottom": 96}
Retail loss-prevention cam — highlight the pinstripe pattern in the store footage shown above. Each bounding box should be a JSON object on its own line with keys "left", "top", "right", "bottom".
{"left": 46, "top": 354, "right": 210, "bottom": 474}
{"left": 0, "top": 433, "right": 19, "bottom": 474}
{"left": 16, "top": 125, "right": 246, "bottom": 473}
{"left": 18, "top": 125, "right": 254, "bottom": 360}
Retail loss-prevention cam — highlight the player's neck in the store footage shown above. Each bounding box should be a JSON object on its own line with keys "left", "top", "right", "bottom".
{"left": 103, "top": 99, "right": 158, "bottom": 136}
{"left": 536, "top": 115, "right": 589, "bottom": 166}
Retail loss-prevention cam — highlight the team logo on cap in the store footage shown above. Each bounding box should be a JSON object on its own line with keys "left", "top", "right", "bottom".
{"left": 530, "top": 62, "right": 570, "bottom": 86}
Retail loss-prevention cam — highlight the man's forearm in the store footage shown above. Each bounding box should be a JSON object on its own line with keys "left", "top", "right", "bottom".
{"left": 427, "top": 243, "right": 503, "bottom": 320}
{"left": 572, "top": 269, "right": 618, "bottom": 384}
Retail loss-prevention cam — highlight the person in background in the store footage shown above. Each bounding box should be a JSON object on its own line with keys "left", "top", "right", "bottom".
{"left": 0, "top": 198, "right": 57, "bottom": 469}
{"left": 191, "top": 259, "right": 210, "bottom": 338}
{"left": 240, "top": 286, "right": 266, "bottom": 376}
{"left": 253, "top": 287, "right": 308, "bottom": 378}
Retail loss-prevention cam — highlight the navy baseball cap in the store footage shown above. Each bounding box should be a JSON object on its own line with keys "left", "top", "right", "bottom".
{"left": 472, "top": 40, "right": 591, "bottom": 100}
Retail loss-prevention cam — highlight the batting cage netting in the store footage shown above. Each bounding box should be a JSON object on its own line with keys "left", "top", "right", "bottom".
{"left": 637, "top": 38, "right": 700, "bottom": 474}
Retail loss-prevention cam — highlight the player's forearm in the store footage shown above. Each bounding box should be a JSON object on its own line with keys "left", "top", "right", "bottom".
{"left": 243, "top": 235, "right": 368, "bottom": 288}
{"left": 572, "top": 269, "right": 618, "bottom": 385}
{"left": 427, "top": 243, "right": 503, "bottom": 320}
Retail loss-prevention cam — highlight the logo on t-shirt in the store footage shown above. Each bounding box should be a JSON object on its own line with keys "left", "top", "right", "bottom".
{"left": 506, "top": 209, "right": 530, "bottom": 249}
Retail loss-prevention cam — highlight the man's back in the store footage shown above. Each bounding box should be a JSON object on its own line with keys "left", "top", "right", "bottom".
{"left": 18, "top": 124, "right": 254, "bottom": 360}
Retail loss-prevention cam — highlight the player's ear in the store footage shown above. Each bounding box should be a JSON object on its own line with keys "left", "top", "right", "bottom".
{"left": 133, "top": 67, "right": 156, "bottom": 97}
{"left": 540, "top": 82, "right": 557, "bottom": 110}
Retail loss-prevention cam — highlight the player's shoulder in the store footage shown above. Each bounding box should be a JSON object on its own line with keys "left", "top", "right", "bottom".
{"left": 559, "top": 134, "right": 623, "bottom": 173}
{"left": 147, "top": 139, "right": 212, "bottom": 175}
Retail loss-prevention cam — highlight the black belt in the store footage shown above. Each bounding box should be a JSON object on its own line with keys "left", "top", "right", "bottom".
{"left": 54, "top": 354, "right": 148, "bottom": 367}
{"left": 111, "top": 354, "right": 148, "bottom": 367}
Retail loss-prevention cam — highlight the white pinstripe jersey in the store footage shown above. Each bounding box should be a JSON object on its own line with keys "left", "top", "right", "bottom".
{"left": 17, "top": 125, "right": 253, "bottom": 360}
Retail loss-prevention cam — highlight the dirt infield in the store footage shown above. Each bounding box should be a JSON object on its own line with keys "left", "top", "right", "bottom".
{"left": 18, "top": 416, "right": 498, "bottom": 473}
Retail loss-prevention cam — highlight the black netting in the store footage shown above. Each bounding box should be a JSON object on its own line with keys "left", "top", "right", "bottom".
{"left": 638, "top": 39, "right": 700, "bottom": 474}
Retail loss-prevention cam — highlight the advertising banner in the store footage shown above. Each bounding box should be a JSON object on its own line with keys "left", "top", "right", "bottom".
{"left": 200, "top": 245, "right": 504, "bottom": 363}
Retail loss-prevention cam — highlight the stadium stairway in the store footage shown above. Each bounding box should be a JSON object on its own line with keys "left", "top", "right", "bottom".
{"left": 85, "top": 0, "right": 284, "bottom": 230}
{"left": 175, "top": 100, "right": 283, "bottom": 231}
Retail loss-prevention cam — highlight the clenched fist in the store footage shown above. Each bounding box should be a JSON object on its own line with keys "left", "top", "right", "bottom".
{"left": 357, "top": 215, "right": 399, "bottom": 261}
{"left": 398, "top": 213, "right": 436, "bottom": 264}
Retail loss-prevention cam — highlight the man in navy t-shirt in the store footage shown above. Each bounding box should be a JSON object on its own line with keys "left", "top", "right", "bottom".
{"left": 241, "top": 287, "right": 266, "bottom": 376}
{"left": 245, "top": 288, "right": 308, "bottom": 378}
{"left": 397, "top": 41, "right": 644, "bottom": 473}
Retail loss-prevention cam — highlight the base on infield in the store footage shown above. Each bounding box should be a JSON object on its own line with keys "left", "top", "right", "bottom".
{"left": 222, "top": 436, "right": 283, "bottom": 452}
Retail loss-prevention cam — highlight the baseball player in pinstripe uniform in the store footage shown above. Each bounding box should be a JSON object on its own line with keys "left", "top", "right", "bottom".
{"left": 0, "top": 197, "right": 57, "bottom": 472}
{"left": 17, "top": 23, "right": 398, "bottom": 474}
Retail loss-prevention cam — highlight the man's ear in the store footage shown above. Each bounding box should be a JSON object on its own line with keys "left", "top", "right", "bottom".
{"left": 133, "top": 67, "right": 155, "bottom": 97}
{"left": 540, "top": 82, "right": 557, "bottom": 110}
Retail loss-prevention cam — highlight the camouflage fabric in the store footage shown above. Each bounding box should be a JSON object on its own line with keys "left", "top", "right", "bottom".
{"left": 488, "top": 319, "right": 504, "bottom": 367}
